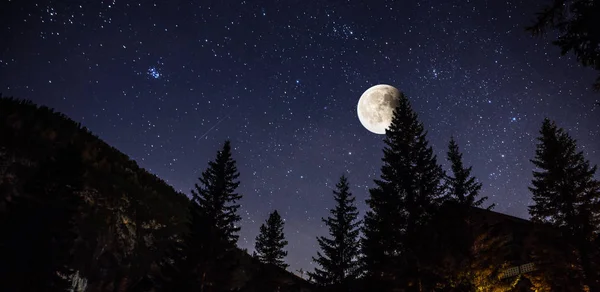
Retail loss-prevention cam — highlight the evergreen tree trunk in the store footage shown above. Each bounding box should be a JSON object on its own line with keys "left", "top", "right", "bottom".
{"left": 579, "top": 241, "right": 599, "bottom": 290}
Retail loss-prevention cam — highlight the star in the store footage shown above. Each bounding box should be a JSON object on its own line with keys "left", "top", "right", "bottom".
{"left": 1, "top": 0, "right": 597, "bottom": 275}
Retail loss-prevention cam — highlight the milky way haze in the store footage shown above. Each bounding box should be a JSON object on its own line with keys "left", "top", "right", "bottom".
{"left": 1, "top": 0, "right": 599, "bottom": 273}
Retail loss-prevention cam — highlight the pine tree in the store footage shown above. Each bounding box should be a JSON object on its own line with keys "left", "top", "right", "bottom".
{"left": 362, "top": 92, "right": 444, "bottom": 290}
{"left": 255, "top": 210, "right": 288, "bottom": 269}
{"left": 193, "top": 140, "right": 242, "bottom": 246}
{"left": 415, "top": 137, "right": 495, "bottom": 290}
{"left": 309, "top": 175, "right": 361, "bottom": 291}
{"left": 175, "top": 140, "right": 242, "bottom": 292}
{"left": 527, "top": 0, "right": 600, "bottom": 90}
{"left": 445, "top": 137, "right": 491, "bottom": 208}
{"left": 529, "top": 118, "right": 600, "bottom": 289}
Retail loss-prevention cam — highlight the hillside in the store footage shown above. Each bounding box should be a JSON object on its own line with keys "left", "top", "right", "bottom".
{"left": 0, "top": 96, "right": 314, "bottom": 292}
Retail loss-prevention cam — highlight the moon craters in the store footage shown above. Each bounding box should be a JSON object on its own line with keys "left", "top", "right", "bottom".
{"left": 357, "top": 84, "right": 400, "bottom": 134}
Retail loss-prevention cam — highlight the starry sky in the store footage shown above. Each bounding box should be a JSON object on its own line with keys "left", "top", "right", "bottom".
{"left": 1, "top": 0, "right": 599, "bottom": 274}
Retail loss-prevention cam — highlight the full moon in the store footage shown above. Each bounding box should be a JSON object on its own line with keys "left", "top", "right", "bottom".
{"left": 357, "top": 84, "right": 400, "bottom": 134}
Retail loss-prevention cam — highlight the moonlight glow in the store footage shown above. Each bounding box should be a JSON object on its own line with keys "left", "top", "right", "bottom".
{"left": 357, "top": 84, "right": 401, "bottom": 135}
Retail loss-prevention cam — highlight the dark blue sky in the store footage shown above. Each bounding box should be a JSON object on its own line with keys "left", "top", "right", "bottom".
{"left": 2, "top": 0, "right": 599, "bottom": 274}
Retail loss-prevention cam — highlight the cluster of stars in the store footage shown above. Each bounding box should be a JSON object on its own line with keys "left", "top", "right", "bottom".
{"left": 148, "top": 67, "right": 161, "bottom": 79}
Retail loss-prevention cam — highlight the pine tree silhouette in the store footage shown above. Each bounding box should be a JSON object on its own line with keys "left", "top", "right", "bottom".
{"left": 445, "top": 137, "right": 492, "bottom": 209}
{"left": 255, "top": 210, "right": 289, "bottom": 269}
{"left": 193, "top": 140, "right": 242, "bottom": 246}
{"left": 309, "top": 175, "right": 361, "bottom": 291}
{"left": 527, "top": 0, "right": 600, "bottom": 91}
{"left": 362, "top": 92, "right": 444, "bottom": 291}
{"left": 529, "top": 118, "right": 600, "bottom": 289}
{"left": 174, "top": 140, "right": 242, "bottom": 292}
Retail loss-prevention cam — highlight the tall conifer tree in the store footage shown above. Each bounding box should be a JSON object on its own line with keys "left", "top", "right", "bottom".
{"left": 445, "top": 137, "right": 490, "bottom": 208}
{"left": 527, "top": 0, "right": 600, "bottom": 90}
{"left": 362, "top": 92, "right": 444, "bottom": 290}
{"left": 416, "top": 138, "right": 495, "bottom": 290}
{"left": 309, "top": 175, "right": 361, "bottom": 290}
{"left": 193, "top": 140, "right": 242, "bottom": 246}
{"left": 175, "top": 140, "right": 242, "bottom": 292}
{"left": 254, "top": 210, "right": 288, "bottom": 269}
{"left": 529, "top": 119, "right": 600, "bottom": 289}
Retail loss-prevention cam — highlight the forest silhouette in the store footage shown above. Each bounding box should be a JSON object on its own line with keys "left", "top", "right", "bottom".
{"left": 1, "top": 92, "right": 599, "bottom": 291}
{"left": 2, "top": 1, "right": 600, "bottom": 290}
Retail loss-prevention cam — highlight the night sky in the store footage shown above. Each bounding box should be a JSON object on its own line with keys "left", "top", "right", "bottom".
{"left": 1, "top": 0, "right": 599, "bottom": 274}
